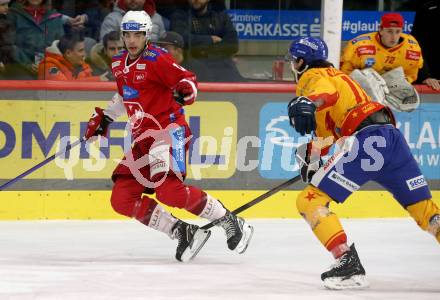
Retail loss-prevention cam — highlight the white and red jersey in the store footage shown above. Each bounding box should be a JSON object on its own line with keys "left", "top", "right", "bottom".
{"left": 109, "top": 44, "right": 197, "bottom": 138}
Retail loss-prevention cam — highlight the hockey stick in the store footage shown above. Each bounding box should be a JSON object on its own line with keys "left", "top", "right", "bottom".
{"left": 0, "top": 137, "right": 87, "bottom": 191}
{"left": 200, "top": 175, "right": 301, "bottom": 230}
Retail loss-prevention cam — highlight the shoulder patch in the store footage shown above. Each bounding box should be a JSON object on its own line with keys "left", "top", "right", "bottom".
{"left": 112, "top": 61, "right": 121, "bottom": 68}
{"left": 351, "top": 36, "right": 371, "bottom": 44}
{"left": 143, "top": 49, "right": 159, "bottom": 61}
{"left": 406, "top": 50, "right": 421, "bottom": 61}
{"left": 49, "top": 67, "right": 59, "bottom": 74}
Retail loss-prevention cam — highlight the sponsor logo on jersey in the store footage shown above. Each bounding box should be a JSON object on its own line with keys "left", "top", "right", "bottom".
{"left": 357, "top": 45, "right": 376, "bottom": 56}
{"left": 111, "top": 61, "right": 121, "bottom": 68}
{"left": 323, "top": 155, "right": 337, "bottom": 171}
{"left": 406, "top": 50, "right": 421, "bottom": 61}
{"left": 133, "top": 71, "right": 146, "bottom": 83}
{"left": 406, "top": 175, "right": 428, "bottom": 191}
{"left": 114, "top": 70, "right": 123, "bottom": 78}
{"left": 364, "top": 57, "right": 376, "bottom": 67}
{"left": 136, "top": 63, "right": 146, "bottom": 70}
{"left": 122, "top": 85, "right": 139, "bottom": 100}
{"left": 328, "top": 170, "right": 360, "bottom": 192}
{"left": 351, "top": 36, "right": 371, "bottom": 44}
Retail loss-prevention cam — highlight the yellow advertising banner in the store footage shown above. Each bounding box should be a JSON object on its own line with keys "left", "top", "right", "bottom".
{"left": 0, "top": 100, "right": 237, "bottom": 180}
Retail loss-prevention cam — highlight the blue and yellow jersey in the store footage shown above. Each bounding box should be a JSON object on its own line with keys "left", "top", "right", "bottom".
{"left": 296, "top": 67, "right": 387, "bottom": 141}
{"left": 340, "top": 32, "right": 423, "bottom": 83}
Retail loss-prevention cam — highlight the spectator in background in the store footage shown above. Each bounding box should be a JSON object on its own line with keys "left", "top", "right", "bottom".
{"left": 340, "top": 13, "right": 437, "bottom": 88}
{"left": 38, "top": 32, "right": 109, "bottom": 81}
{"left": 155, "top": 30, "right": 212, "bottom": 81}
{"left": 170, "top": 0, "right": 245, "bottom": 82}
{"left": 81, "top": 0, "right": 116, "bottom": 41}
{"left": 8, "top": 0, "right": 65, "bottom": 79}
{"left": 411, "top": 0, "right": 440, "bottom": 90}
{"left": 100, "top": 0, "right": 165, "bottom": 41}
{"left": 0, "top": 0, "right": 18, "bottom": 78}
{"left": 87, "top": 30, "right": 123, "bottom": 79}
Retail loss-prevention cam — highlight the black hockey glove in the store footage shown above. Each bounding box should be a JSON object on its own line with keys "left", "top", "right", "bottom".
{"left": 295, "top": 142, "right": 323, "bottom": 183}
{"left": 287, "top": 96, "right": 316, "bottom": 136}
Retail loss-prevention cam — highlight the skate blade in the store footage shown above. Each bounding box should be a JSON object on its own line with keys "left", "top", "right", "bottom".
{"left": 323, "top": 275, "right": 369, "bottom": 290}
{"left": 180, "top": 229, "right": 211, "bottom": 263}
{"left": 235, "top": 223, "right": 254, "bottom": 254}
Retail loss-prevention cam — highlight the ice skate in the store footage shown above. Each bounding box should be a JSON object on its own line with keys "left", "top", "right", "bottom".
{"left": 218, "top": 211, "right": 254, "bottom": 254}
{"left": 171, "top": 221, "right": 211, "bottom": 262}
{"left": 321, "top": 244, "right": 369, "bottom": 290}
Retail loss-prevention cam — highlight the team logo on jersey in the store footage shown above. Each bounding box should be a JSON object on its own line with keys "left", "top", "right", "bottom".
{"left": 406, "top": 175, "right": 427, "bottom": 191}
{"left": 408, "top": 39, "right": 417, "bottom": 45}
{"left": 122, "top": 85, "right": 139, "bottom": 100}
{"left": 406, "top": 50, "right": 421, "bottom": 61}
{"left": 114, "top": 70, "right": 123, "bottom": 78}
{"left": 112, "top": 61, "right": 121, "bottom": 69}
{"left": 357, "top": 45, "right": 376, "bottom": 56}
{"left": 364, "top": 57, "right": 376, "bottom": 67}
{"left": 136, "top": 63, "right": 146, "bottom": 70}
{"left": 351, "top": 36, "right": 371, "bottom": 44}
{"left": 133, "top": 71, "right": 146, "bottom": 83}
{"left": 124, "top": 101, "right": 144, "bottom": 129}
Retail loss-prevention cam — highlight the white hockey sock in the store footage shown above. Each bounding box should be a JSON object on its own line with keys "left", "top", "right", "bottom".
{"left": 198, "top": 194, "right": 227, "bottom": 221}
{"left": 146, "top": 204, "right": 178, "bottom": 239}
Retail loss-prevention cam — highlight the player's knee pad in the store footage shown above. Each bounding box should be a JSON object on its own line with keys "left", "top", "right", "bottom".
{"left": 296, "top": 185, "right": 347, "bottom": 250}
{"left": 407, "top": 199, "right": 440, "bottom": 242}
{"left": 296, "top": 185, "right": 332, "bottom": 229}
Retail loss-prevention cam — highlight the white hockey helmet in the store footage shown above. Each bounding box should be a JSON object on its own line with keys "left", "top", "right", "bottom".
{"left": 120, "top": 10, "right": 153, "bottom": 38}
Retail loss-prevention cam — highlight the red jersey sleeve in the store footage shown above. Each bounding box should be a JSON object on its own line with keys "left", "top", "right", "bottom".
{"left": 150, "top": 50, "right": 197, "bottom": 89}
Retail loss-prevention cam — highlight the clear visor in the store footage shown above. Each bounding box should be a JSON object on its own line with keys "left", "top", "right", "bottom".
{"left": 284, "top": 52, "right": 298, "bottom": 63}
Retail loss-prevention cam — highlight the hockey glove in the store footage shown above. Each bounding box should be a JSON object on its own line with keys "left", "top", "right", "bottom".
{"left": 174, "top": 78, "right": 197, "bottom": 105}
{"left": 295, "top": 142, "right": 323, "bottom": 183}
{"left": 84, "top": 107, "right": 113, "bottom": 139}
{"left": 287, "top": 96, "right": 317, "bottom": 136}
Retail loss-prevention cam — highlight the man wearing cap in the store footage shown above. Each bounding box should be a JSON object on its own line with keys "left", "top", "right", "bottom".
{"left": 155, "top": 31, "right": 212, "bottom": 81}
{"left": 341, "top": 12, "right": 425, "bottom": 85}
{"left": 155, "top": 31, "right": 186, "bottom": 64}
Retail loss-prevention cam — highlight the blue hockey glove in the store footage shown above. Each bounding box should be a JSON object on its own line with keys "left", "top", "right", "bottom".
{"left": 287, "top": 96, "right": 317, "bottom": 136}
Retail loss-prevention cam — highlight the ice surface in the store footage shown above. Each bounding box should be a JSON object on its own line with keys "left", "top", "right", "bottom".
{"left": 0, "top": 219, "right": 439, "bottom": 300}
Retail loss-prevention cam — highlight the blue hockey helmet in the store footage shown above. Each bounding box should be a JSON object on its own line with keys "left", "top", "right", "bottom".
{"left": 286, "top": 37, "right": 328, "bottom": 66}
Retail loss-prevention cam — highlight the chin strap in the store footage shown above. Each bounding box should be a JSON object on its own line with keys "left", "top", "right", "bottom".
{"left": 290, "top": 61, "right": 309, "bottom": 82}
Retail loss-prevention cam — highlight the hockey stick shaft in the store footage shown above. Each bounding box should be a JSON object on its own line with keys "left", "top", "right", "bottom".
{"left": 0, "top": 137, "right": 86, "bottom": 191}
{"left": 201, "top": 175, "right": 301, "bottom": 230}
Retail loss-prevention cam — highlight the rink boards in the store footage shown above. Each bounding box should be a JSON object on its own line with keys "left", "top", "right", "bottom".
{"left": 0, "top": 81, "right": 439, "bottom": 220}
{"left": 1, "top": 190, "right": 439, "bottom": 220}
